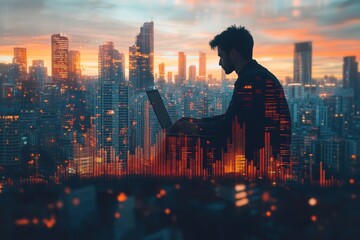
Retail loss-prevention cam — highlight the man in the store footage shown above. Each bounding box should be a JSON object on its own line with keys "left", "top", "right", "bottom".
{"left": 169, "top": 25, "right": 291, "bottom": 163}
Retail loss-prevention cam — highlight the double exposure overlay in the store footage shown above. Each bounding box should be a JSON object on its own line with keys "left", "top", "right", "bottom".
{"left": 0, "top": 0, "right": 360, "bottom": 239}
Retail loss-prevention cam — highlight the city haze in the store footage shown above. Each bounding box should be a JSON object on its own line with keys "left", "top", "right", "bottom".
{"left": 1, "top": 0, "right": 360, "bottom": 80}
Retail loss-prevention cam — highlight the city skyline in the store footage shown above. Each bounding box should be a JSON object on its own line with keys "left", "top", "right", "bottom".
{"left": 0, "top": 0, "right": 360, "bottom": 80}
{"left": 1, "top": 2, "right": 360, "bottom": 237}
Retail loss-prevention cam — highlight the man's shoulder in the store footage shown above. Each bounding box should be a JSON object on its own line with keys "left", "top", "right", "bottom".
{"left": 236, "top": 68, "right": 272, "bottom": 86}
{"left": 236, "top": 62, "right": 282, "bottom": 89}
{"left": 243, "top": 62, "right": 274, "bottom": 79}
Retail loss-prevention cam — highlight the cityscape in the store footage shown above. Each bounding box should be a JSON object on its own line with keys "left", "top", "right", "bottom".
{"left": 1, "top": 21, "right": 359, "bottom": 185}
{"left": 1, "top": 0, "right": 360, "bottom": 239}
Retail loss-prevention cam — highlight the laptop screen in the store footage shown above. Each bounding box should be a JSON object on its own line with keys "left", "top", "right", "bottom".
{"left": 146, "top": 89, "right": 173, "bottom": 130}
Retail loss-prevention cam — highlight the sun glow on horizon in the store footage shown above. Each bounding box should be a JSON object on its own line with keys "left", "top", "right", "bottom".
{"left": 1, "top": 0, "right": 359, "bottom": 80}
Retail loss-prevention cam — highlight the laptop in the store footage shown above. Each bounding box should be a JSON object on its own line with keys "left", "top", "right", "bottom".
{"left": 146, "top": 89, "right": 173, "bottom": 131}
{"left": 146, "top": 89, "right": 212, "bottom": 138}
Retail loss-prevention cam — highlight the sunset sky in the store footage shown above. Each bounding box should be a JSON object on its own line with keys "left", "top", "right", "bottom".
{"left": 0, "top": 0, "right": 359, "bottom": 81}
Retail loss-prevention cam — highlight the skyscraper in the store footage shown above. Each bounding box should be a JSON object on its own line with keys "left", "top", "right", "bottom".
{"left": 294, "top": 42, "right": 312, "bottom": 85}
{"left": 138, "top": 22, "right": 154, "bottom": 76}
{"left": 178, "top": 52, "right": 186, "bottom": 85}
{"left": 96, "top": 42, "right": 128, "bottom": 165}
{"left": 51, "top": 34, "right": 69, "bottom": 83}
{"left": 68, "top": 50, "right": 81, "bottom": 85}
{"left": 167, "top": 72, "right": 172, "bottom": 83}
{"left": 199, "top": 51, "right": 206, "bottom": 81}
{"left": 159, "top": 63, "right": 165, "bottom": 80}
{"left": 343, "top": 56, "right": 359, "bottom": 111}
{"left": 129, "top": 21, "right": 154, "bottom": 93}
{"left": 29, "top": 60, "right": 47, "bottom": 91}
{"left": 13, "top": 47, "right": 27, "bottom": 81}
{"left": 115, "top": 51, "right": 125, "bottom": 82}
{"left": 128, "top": 22, "right": 155, "bottom": 163}
{"left": 129, "top": 44, "right": 139, "bottom": 92}
{"left": 189, "top": 65, "right": 196, "bottom": 83}
{"left": 343, "top": 56, "right": 358, "bottom": 89}
{"left": 0, "top": 110, "right": 20, "bottom": 168}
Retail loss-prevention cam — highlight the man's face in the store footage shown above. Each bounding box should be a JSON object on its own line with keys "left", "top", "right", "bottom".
{"left": 218, "top": 47, "right": 235, "bottom": 74}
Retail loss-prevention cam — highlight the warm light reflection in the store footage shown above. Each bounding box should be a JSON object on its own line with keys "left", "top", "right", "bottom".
{"left": 159, "top": 189, "right": 167, "bottom": 197}
{"left": 15, "top": 218, "right": 30, "bottom": 226}
{"left": 117, "top": 192, "right": 127, "bottom": 202}
{"left": 308, "top": 198, "right": 317, "bottom": 206}
{"left": 235, "top": 184, "right": 246, "bottom": 192}
{"left": 72, "top": 198, "right": 80, "bottom": 206}
{"left": 235, "top": 192, "right": 247, "bottom": 200}
{"left": 235, "top": 198, "right": 249, "bottom": 207}
{"left": 265, "top": 211, "right": 272, "bottom": 217}
{"left": 43, "top": 215, "right": 56, "bottom": 228}
{"left": 32, "top": 218, "right": 39, "bottom": 225}
{"left": 262, "top": 191, "right": 270, "bottom": 202}
{"left": 57, "top": 201, "right": 63, "bottom": 209}
{"left": 64, "top": 187, "right": 71, "bottom": 194}
{"left": 165, "top": 208, "right": 171, "bottom": 215}
{"left": 114, "top": 212, "right": 121, "bottom": 219}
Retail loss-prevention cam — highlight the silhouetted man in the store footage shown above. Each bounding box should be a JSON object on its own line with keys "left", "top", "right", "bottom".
{"left": 169, "top": 25, "right": 291, "bottom": 163}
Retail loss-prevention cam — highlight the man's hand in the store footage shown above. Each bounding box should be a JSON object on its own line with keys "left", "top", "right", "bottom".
{"left": 167, "top": 117, "right": 201, "bottom": 135}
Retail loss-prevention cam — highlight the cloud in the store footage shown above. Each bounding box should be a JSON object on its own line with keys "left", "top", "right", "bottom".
{"left": 0, "top": 0, "right": 359, "bottom": 79}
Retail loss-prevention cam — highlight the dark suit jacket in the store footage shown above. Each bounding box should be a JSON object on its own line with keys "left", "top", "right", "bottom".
{"left": 198, "top": 60, "right": 291, "bottom": 163}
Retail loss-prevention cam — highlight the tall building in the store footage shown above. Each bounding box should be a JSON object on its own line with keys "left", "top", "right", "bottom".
{"left": 29, "top": 60, "right": 47, "bottom": 91}
{"left": 342, "top": 56, "right": 359, "bottom": 117}
{"left": 199, "top": 51, "right": 206, "bottom": 81}
{"left": 343, "top": 56, "right": 358, "bottom": 89}
{"left": 51, "top": 34, "right": 69, "bottom": 83}
{"left": 189, "top": 65, "right": 196, "bottom": 83}
{"left": 294, "top": 42, "right": 312, "bottom": 85}
{"left": 183, "top": 86, "right": 195, "bottom": 117}
{"left": 13, "top": 47, "right": 27, "bottom": 81}
{"left": 159, "top": 63, "right": 165, "bottom": 80}
{"left": 115, "top": 51, "right": 125, "bottom": 82}
{"left": 0, "top": 110, "right": 21, "bottom": 168}
{"left": 0, "top": 63, "right": 19, "bottom": 108}
{"left": 68, "top": 50, "right": 81, "bottom": 85}
{"left": 167, "top": 72, "right": 172, "bottom": 83}
{"left": 38, "top": 111, "right": 59, "bottom": 171}
{"left": 96, "top": 42, "right": 128, "bottom": 165}
{"left": 128, "top": 22, "right": 154, "bottom": 93}
{"left": 177, "top": 52, "right": 186, "bottom": 85}
{"left": 129, "top": 44, "right": 139, "bottom": 92}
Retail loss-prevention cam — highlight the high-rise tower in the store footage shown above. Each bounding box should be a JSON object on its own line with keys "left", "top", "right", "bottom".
{"left": 177, "top": 52, "right": 186, "bottom": 85}
{"left": 189, "top": 65, "right": 196, "bottom": 83}
{"left": 343, "top": 56, "right": 358, "bottom": 89}
{"left": 68, "top": 50, "right": 81, "bottom": 85}
{"left": 159, "top": 63, "right": 165, "bottom": 80}
{"left": 29, "top": 60, "right": 47, "bottom": 91}
{"left": 294, "top": 42, "right": 312, "bottom": 85}
{"left": 343, "top": 56, "right": 359, "bottom": 110}
{"left": 96, "top": 42, "right": 128, "bottom": 165}
{"left": 13, "top": 47, "right": 27, "bottom": 81}
{"left": 199, "top": 51, "right": 206, "bottom": 81}
{"left": 51, "top": 34, "right": 69, "bottom": 83}
{"left": 129, "top": 21, "right": 154, "bottom": 93}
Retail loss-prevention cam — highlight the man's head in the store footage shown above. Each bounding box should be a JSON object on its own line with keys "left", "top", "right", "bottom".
{"left": 209, "top": 25, "right": 254, "bottom": 74}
